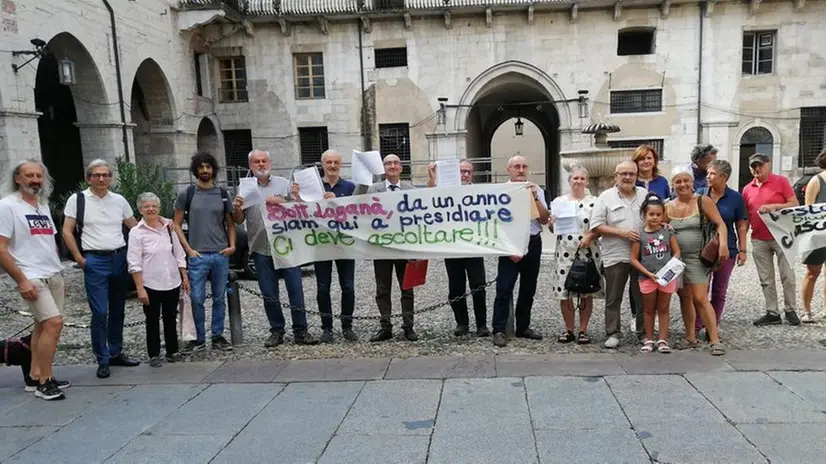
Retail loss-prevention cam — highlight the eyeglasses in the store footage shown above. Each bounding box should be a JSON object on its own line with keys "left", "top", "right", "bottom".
{"left": 615, "top": 172, "right": 637, "bottom": 177}
{"left": 460, "top": 169, "right": 473, "bottom": 174}
{"left": 89, "top": 173, "right": 111, "bottom": 179}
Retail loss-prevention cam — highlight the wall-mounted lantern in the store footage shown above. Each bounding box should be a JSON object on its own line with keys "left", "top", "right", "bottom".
{"left": 58, "top": 58, "right": 76, "bottom": 86}
{"left": 577, "top": 90, "right": 590, "bottom": 119}
{"left": 514, "top": 117, "right": 524, "bottom": 136}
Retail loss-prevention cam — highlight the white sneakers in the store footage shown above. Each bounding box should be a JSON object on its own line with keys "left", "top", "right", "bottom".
{"left": 604, "top": 335, "right": 620, "bottom": 349}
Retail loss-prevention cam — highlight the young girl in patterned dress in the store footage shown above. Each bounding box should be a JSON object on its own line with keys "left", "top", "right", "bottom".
{"left": 630, "top": 194, "right": 681, "bottom": 353}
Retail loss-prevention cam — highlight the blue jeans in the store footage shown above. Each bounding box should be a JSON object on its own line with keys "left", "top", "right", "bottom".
{"left": 188, "top": 252, "right": 229, "bottom": 342}
{"left": 252, "top": 253, "right": 307, "bottom": 334}
{"left": 314, "top": 259, "right": 355, "bottom": 330}
{"left": 83, "top": 249, "right": 128, "bottom": 366}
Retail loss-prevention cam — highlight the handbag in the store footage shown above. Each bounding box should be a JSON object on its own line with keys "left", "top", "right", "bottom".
{"left": 697, "top": 195, "right": 721, "bottom": 269}
{"left": 564, "top": 250, "right": 601, "bottom": 296}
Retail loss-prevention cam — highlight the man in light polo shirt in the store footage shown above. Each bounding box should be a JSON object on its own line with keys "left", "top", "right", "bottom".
{"left": 590, "top": 160, "right": 648, "bottom": 348}
{"left": 0, "top": 159, "right": 71, "bottom": 400}
{"left": 62, "top": 159, "right": 140, "bottom": 379}
{"left": 231, "top": 150, "right": 318, "bottom": 347}
{"left": 491, "top": 155, "right": 550, "bottom": 347}
{"left": 742, "top": 153, "right": 801, "bottom": 326}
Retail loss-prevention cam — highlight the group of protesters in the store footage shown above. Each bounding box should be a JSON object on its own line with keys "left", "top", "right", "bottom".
{"left": 1, "top": 141, "right": 824, "bottom": 400}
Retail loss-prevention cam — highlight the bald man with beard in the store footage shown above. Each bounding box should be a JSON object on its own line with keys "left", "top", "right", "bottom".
{"left": 491, "top": 156, "right": 550, "bottom": 347}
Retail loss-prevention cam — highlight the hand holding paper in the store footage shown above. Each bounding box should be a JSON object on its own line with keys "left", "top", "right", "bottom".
{"left": 293, "top": 167, "right": 326, "bottom": 202}
{"left": 238, "top": 178, "right": 264, "bottom": 209}
{"left": 352, "top": 150, "right": 385, "bottom": 186}
{"left": 435, "top": 159, "right": 461, "bottom": 187}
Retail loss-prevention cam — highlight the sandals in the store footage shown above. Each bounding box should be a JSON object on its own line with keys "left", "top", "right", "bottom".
{"left": 674, "top": 339, "right": 700, "bottom": 350}
{"left": 710, "top": 343, "right": 726, "bottom": 356}
{"left": 656, "top": 340, "right": 672, "bottom": 354}
{"left": 577, "top": 332, "right": 590, "bottom": 345}
{"left": 640, "top": 340, "right": 655, "bottom": 353}
{"left": 558, "top": 331, "right": 575, "bottom": 344}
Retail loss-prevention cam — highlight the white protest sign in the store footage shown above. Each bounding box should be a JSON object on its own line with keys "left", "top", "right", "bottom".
{"left": 259, "top": 183, "right": 533, "bottom": 268}
{"left": 293, "top": 167, "right": 325, "bottom": 202}
{"left": 351, "top": 150, "right": 384, "bottom": 186}
{"left": 762, "top": 203, "right": 826, "bottom": 264}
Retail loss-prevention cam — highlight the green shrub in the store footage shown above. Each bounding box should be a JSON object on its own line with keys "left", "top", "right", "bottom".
{"left": 110, "top": 157, "right": 176, "bottom": 220}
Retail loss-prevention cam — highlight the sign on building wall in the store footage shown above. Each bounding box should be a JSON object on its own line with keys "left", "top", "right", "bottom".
{"left": 261, "top": 183, "right": 532, "bottom": 268}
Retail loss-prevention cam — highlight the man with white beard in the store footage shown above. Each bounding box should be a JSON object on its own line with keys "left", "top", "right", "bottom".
{"left": 232, "top": 150, "right": 318, "bottom": 347}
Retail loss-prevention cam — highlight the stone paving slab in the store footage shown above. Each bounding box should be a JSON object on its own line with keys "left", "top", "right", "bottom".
{"left": 49, "top": 362, "right": 223, "bottom": 386}
{"left": 535, "top": 427, "right": 649, "bottom": 463}
{"left": 211, "top": 381, "right": 364, "bottom": 463}
{"left": 105, "top": 434, "right": 230, "bottom": 464}
{"left": 0, "top": 367, "right": 27, "bottom": 389}
{"left": 429, "top": 378, "right": 537, "bottom": 464}
{"left": 318, "top": 435, "right": 430, "bottom": 464}
{"left": 737, "top": 423, "right": 826, "bottom": 464}
{"left": 615, "top": 351, "right": 734, "bottom": 375}
{"left": 384, "top": 355, "right": 495, "bottom": 379}
{"left": 724, "top": 349, "right": 826, "bottom": 372}
{"left": 495, "top": 353, "right": 625, "bottom": 377}
{"left": 686, "top": 372, "right": 826, "bottom": 424}
{"left": 767, "top": 371, "right": 826, "bottom": 410}
{"left": 336, "top": 379, "right": 442, "bottom": 436}
{"left": 0, "top": 426, "right": 58, "bottom": 461}
{"left": 637, "top": 422, "right": 767, "bottom": 463}
{"left": 525, "top": 377, "right": 629, "bottom": 430}
{"left": 607, "top": 375, "right": 728, "bottom": 424}
{"left": 273, "top": 358, "right": 390, "bottom": 382}
{"left": 0, "top": 386, "right": 127, "bottom": 427}
{"left": 146, "top": 383, "right": 283, "bottom": 437}
{"left": 6, "top": 384, "right": 204, "bottom": 463}
{"left": 202, "top": 359, "right": 288, "bottom": 383}
{"left": 0, "top": 387, "right": 37, "bottom": 416}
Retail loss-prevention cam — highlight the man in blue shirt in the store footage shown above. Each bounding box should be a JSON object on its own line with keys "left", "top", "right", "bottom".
{"left": 316, "top": 150, "right": 358, "bottom": 343}
{"left": 690, "top": 144, "right": 718, "bottom": 195}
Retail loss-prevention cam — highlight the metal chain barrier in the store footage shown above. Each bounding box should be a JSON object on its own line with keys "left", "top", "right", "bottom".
{"left": 236, "top": 279, "right": 497, "bottom": 321}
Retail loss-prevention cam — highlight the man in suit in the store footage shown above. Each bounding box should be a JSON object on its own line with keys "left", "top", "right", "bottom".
{"left": 366, "top": 154, "right": 418, "bottom": 342}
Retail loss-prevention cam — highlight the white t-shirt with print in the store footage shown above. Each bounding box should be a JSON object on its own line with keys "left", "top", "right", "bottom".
{"left": 63, "top": 189, "right": 133, "bottom": 251}
{"left": 0, "top": 193, "right": 63, "bottom": 280}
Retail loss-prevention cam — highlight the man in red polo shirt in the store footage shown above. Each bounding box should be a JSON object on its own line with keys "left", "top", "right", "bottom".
{"left": 742, "top": 153, "right": 800, "bottom": 326}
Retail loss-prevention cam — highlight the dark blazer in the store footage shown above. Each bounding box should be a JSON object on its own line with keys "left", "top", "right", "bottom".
{"left": 366, "top": 180, "right": 416, "bottom": 194}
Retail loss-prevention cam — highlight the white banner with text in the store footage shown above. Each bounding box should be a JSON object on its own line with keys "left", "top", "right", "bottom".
{"left": 762, "top": 203, "right": 826, "bottom": 263}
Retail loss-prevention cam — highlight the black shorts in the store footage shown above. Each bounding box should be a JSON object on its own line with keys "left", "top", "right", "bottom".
{"left": 803, "top": 248, "right": 826, "bottom": 266}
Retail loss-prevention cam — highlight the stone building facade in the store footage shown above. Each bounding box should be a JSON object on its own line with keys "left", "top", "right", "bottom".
{"left": 1, "top": 0, "right": 825, "bottom": 199}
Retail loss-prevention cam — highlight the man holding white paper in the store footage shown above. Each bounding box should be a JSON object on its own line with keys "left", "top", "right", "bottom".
{"left": 427, "top": 159, "right": 490, "bottom": 337}
{"left": 231, "top": 150, "right": 318, "bottom": 348}
{"left": 366, "top": 154, "right": 419, "bottom": 342}
{"left": 313, "top": 150, "right": 358, "bottom": 343}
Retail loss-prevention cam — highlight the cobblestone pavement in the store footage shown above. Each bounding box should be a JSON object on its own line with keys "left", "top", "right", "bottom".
{"left": 1, "top": 245, "right": 825, "bottom": 366}
{"left": 2, "top": 352, "right": 826, "bottom": 463}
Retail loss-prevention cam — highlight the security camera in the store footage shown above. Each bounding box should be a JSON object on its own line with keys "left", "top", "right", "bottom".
{"left": 30, "top": 38, "right": 46, "bottom": 48}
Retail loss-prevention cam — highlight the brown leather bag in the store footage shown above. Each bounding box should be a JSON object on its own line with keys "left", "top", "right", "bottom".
{"left": 697, "top": 195, "right": 720, "bottom": 269}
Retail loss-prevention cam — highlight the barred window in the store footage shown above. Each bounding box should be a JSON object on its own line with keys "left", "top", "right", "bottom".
{"left": 375, "top": 47, "right": 408, "bottom": 68}
{"left": 610, "top": 89, "right": 662, "bottom": 114}
{"left": 379, "top": 123, "right": 411, "bottom": 180}
{"left": 217, "top": 56, "right": 248, "bottom": 103}
{"left": 799, "top": 107, "right": 826, "bottom": 168}
{"left": 608, "top": 139, "right": 665, "bottom": 160}
{"left": 294, "top": 53, "right": 325, "bottom": 100}
{"left": 299, "top": 127, "right": 329, "bottom": 166}
{"left": 743, "top": 31, "right": 775, "bottom": 76}
{"left": 374, "top": 0, "right": 405, "bottom": 9}
{"left": 222, "top": 129, "right": 253, "bottom": 169}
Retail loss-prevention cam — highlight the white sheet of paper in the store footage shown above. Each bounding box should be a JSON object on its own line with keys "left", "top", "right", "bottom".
{"left": 781, "top": 156, "right": 792, "bottom": 171}
{"left": 552, "top": 200, "right": 577, "bottom": 218}
{"left": 293, "top": 167, "right": 326, "bottom": 202}
{"left": 238, "top": 178, "right": 264, "bottom": 209}
{"left": 352, "top": 150, "right": 385, "bottom": 186}
{"left": 655, "top": 257, "right": 686, "bottom": 286}
{"left": 554, "top": 216, "right": 579, "bottom": 235}
{"left": 436, "top": 159, "right": 461, "bottom": 187}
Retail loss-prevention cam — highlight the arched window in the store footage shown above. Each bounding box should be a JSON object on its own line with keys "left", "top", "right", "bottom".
{"left": 740, "top": 127, "right": 773, "bottom": 145}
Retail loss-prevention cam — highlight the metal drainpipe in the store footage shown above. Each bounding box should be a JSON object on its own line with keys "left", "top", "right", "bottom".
{"left": 358, "top": 19, "right": 371, "bottom": 150}
{"left": 103, "top": 0, "right": 130, "bottom": 162}
{"left": 696, "top": 3, "right": 704, "bottom": 144}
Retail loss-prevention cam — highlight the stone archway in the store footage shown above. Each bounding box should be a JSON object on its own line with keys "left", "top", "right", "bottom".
{"left": 35, "top": 32, "right": 112, "bottom": 200}
{"left": 130, "top": 58, "right": 176, "bottom": 166}
{"left": 459, "top": 64, "right": 563, "bottom": 198}
{"left": 737, "top": 126, "right": 774, "bottom": 190}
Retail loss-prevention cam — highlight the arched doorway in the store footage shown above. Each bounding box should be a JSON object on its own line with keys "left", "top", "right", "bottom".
{"left": 738, "top": 126, "right": 773, "bottom": 190}
{"left": 457, "top": 62, "right": 567, "bottom": 199}
{"left": 35, "top": 32, "right": 109, "bottom": 201}
{"left": 130, "top": 59, "right": 175, "bottom": 166}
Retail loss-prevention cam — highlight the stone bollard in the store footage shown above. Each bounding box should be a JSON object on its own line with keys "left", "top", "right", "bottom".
{"left": 227, "top": 271, "right": 243, "bottom": 345}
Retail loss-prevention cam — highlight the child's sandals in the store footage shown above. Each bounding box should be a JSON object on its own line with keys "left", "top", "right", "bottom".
{"left": 640, "top": 340, "right": 655, "bottom": 353}
{"left": 558, "top": 330, "right": 576, "bottom": 344}
{"left": 656, "top": 340, "right": 672, "bottom": 354}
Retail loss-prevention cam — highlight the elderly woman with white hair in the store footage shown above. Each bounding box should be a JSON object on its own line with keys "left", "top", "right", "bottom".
{"left": 665, "top": 165, "right": 728, "bottom": 356}
{"left": 127, "top": 192, "right": 189, "bottom": 367}
{"left": 549, "top": 164, "right": 602, "bottom": 344}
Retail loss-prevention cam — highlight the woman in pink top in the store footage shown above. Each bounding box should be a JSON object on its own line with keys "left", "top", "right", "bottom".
{"left": 127, "top": 192, "right": 189, "bottom": 367}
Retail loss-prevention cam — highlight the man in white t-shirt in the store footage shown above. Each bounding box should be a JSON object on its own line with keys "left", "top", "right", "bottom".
{"left": 62, "top": 159, "right": 139, "bottom": 379}
{"left": 0, "top": 159, "right": 70, "bottom": 400}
